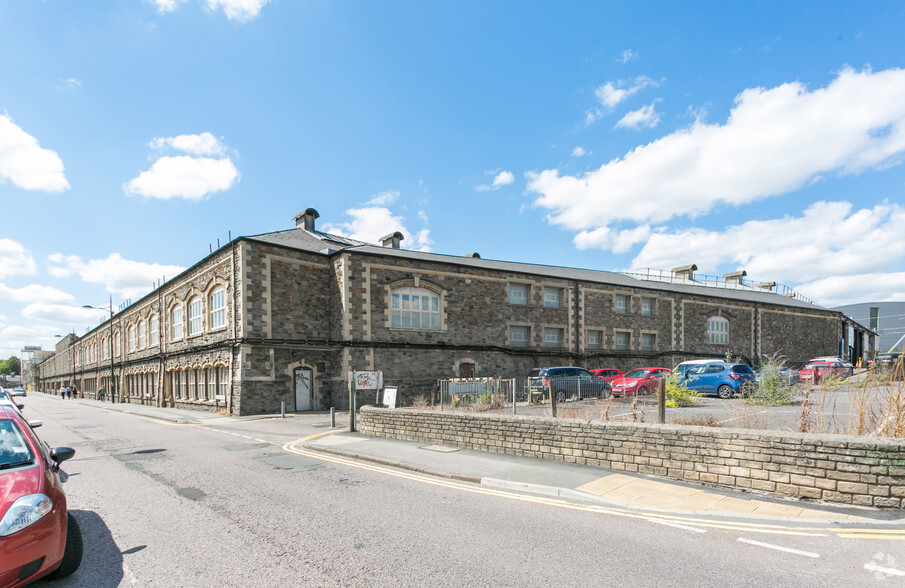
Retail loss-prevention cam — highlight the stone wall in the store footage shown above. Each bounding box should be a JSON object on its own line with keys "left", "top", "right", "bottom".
{"left": 359, "top": 406, "right": 905, "bottom": 508}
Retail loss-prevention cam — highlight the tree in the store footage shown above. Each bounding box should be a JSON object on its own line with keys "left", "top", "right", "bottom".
{"left": 0, "top": 356, "right": 20, "bottom": 375}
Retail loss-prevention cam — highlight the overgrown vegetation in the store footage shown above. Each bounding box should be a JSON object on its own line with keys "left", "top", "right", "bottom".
{"left": 663, "top": 374, "right": 700, "bottom": 408}
{"left": 743, "top": 352, "right": 794, "bottom": 406}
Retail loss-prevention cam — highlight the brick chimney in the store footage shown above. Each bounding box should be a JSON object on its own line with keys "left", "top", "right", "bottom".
{"left": 380, "top": 231, "right": 404, "bottom": 249}
{"left": 293, "top": 208, "right": 319, "bottom": 231}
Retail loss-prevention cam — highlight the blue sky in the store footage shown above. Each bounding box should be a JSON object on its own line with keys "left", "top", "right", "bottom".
{"left": 3, "top": 0, "right": 905, "bottom": 359}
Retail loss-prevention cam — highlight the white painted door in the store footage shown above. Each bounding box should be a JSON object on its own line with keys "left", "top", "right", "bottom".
{"left": 294, "top": 368, "right": 313, "bottom": 411}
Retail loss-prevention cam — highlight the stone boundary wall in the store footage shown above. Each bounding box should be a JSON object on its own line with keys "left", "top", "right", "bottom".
{"left": 359, "top": 406, "right": 905, "bottom": 508}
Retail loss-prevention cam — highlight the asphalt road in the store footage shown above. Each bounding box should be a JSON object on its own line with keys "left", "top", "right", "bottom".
{"left": 16, "top": 395, "right": 905, "bottom": 587}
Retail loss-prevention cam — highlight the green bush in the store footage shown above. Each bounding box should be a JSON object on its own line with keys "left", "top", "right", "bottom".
{"left": 664, "top": 374, "right": 700, "bottom": 408}
{"left": 744, "top": 352, "right": 793, "bottom": 406}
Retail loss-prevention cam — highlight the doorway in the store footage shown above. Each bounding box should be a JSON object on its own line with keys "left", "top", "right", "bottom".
{"left": 294, "top": 368, "right": 313, "bottom": 411}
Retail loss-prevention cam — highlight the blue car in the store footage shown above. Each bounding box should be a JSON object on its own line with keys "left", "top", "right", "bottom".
{"left": 683, "top": 362, "right": 757, "bottom": 399}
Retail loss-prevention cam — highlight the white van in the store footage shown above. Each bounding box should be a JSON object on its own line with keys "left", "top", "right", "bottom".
{"left": 673, "top": 358, "right": 724, "bottom": 376}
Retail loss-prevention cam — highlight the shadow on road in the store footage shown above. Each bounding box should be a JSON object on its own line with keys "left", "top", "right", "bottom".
{"left": 42, "top": 509, "right": 125, "bottom": 588}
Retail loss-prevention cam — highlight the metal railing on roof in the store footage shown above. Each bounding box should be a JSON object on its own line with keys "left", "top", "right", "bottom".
{"left": 621, "top": 268, "right": 817, "bottom": 306}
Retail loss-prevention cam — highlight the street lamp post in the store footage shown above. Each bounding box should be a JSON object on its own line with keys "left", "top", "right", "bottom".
{"left": 84, "top": 296, "right": 115, "bottom": 403}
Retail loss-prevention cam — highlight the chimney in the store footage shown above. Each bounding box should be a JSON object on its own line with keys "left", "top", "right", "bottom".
{"left": 465, "top": 252, "right": 481, "bottom": 258}
{"left": 380, "top": 231, "right": 404, "bottom": 249}
{"left": 722, "top": 270, "right": 747, "bottom": 285}
{"left": 293, "top": 208, "right": 319, "bottom": 231}
{"left": 671, "top": 264, "right": 697, "bottom": 281}
{"left": 755, "top": 281, "right": 776, "bottom": 291}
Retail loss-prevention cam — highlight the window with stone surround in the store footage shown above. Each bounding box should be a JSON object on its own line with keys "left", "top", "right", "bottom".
{"left": 614, "top": 330, "right": 631, "bottom": 351}
{"left": 707, "top": 316, "right": 729, "bottom": 344}
{"left": 641, "top": 297, "right": 653, "bottom": 316}
{"left": 209, "top": 285, "right": 226, "bottom": 330}
{"left": 543, "top": 287, "right": 562, "bottom": 308}
{"left": 128, "top": 324, "right": 136, "bottom": 353}
{"left": 188, "top": 296, "right": 203, "bottom": 336}
{"left": 509, "top": 325, "right": 530, "bottom": 347}
{"left": 391, "top": 287, "right": 439, "bottom": 329}
{"left": 641, "top": 333, "right": 656, "bottom": 351}
{"left": 138, "top": 320, "right": 146, "bottom": 349}
{"left": 587, "top": 330, "right": 602, "bottom": 349}
{"left": 150, "top": 315, "right": 159, "bottom": 346}
{"left": 171, "top": 304, "right": 183, "bottom": 341}
{"left": 543, "top": 327, "right": 563, "bottom": 347}
{"left": 508, "top": 283, "right": 528, "bottom": 305}
{"left": 615, "top": 295, "right": 628, "bottom": 314}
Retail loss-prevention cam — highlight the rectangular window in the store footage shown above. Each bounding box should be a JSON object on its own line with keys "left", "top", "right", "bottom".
{"left": 615, "top": 295, "right": 627, "bottom": 314}
{"left": 707, "top": 317, "right": 729, "bottom": 344}
{"left": 543, "top": 327, "right": 563, "bottom": 348}
{"left": 180, "top": 372, "right": 187, "bottom": 399}
{"left": 171, "top": 306, "right": 183, "bottom": 340}
{"left": 209, "top": 286, "right": 226, "bottom": 329}
{"left": 509, "top": 326, "right": 530, "bottom": 347}
{"left": 543, "top": 287, "right": 561, "bottom": 308}
{"left": 172, "top": 371, "right": 181, "bottom": 399}
{"left": 218, "top": 366, "right": 228, "bottom": 398}
{"left": 390, "top": 288, "right": 440, "bottom": 330}
{"left": 114, "top": 332, "right": 120, "bottom": 356}
{"left": 615, "top": 331, "right": 630, "bottom": 351}
{"left": 641, "top": 333, "right": 656, "bottom": 351}
{"left": 188, "top": 298, "right": 203, "bottom": 336}
{"left": 508, "top": 284, "right": 528, "bottom": 305}
{"left": 128, "top": 325, "right": 136, "bottom": 352}
{"left": 587, "top": 330, "right": 601, "bottom": 350}
{"left": 138, "top": 321, "right": 146, "bottom": 349}
{"left": 641, "top": 298, "right": 653, "bottom": 316}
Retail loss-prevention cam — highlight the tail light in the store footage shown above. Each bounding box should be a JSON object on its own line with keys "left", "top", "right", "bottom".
{"left": 729, "top": 373, "right": 740, "bottom": 380}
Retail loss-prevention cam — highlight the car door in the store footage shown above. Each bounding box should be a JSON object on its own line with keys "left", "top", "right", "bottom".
{"left": 687, "top": 365, "right": 721, "bottom": 393}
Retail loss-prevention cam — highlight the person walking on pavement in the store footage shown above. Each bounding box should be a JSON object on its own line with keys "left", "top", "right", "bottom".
{"left": 71, "top": 385, "right": 78, "bottom": 399}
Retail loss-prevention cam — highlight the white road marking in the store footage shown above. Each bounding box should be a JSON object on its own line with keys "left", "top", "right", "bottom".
{"left": 647, "top": 518, "right": 706, "bottom": 533}
{"left": 864, "top": 561, "right": 905, "bottom": 577}
{"left": 737, "top": 537, "right": 820, "bottom": 558}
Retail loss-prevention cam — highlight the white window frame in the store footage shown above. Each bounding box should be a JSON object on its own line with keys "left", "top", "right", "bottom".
{"left": 543, "top": 287, "right": 562, "bottom": 308}
{"left": 707, "top": 316, "right": 729, "bottom": 344}
{"left": 209, "top": 285, "right": 226, "bottom": 330}
{"left": 614, "top": 330, "right": 631, "bottom": 351}
{"left": 543, "top": 327, "right": 563, "bottom": 348}
{"left": 390, "top": 287, "right": 440, "bottom": 330}
{"left": 508, "top": 283, "right": 528, "bottom": 305}
{"left": 114, "top": 332, "right": 121, "bottom": 356}
{"left": 509, "top": 326, "right": 530, "bottom": 347}
{"left": 641, "top": 298, "right": 653, "bottom": 316}
{"left": 587, "top": 330, "right": 601, "bottom": 350}
{"left": 171, "top": 305, "right": 183, "bottom": 341}
{"left": 218, "top": 366, "right": 228, "bottom": 398}
{"left": 641, "top": 333, "right": 656, "bottom": 351}
{"left": 128, "top": 325, "right": 136, "bottom": 353}
{"left": 188, "top": 296, "right": 203, "bottom": 336}
{"left": 615, "top": 295, "right": 627, "bottom": 314}
{"left": 138, "top": 320, "right": 146, "bottom": 350}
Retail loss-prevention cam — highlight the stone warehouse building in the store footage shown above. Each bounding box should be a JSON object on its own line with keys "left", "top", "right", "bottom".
{"left": 36, "top": 208, "right": 874, "bottom": 416}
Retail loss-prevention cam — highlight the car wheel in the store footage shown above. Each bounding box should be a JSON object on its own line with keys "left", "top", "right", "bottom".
{"left": 637, "top": 386, "right": 648, "bottom": 396}
{"left": 47, "top": 512, "right": 83, "bottom": 580}
{"left": 717, "top": 385, "right": 734, "bottom": 400}
{"left": 556, "top": 390, "right": 565, "bottom": 403}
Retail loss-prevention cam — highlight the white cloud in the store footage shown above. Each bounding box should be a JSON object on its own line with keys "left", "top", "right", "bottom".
{"left": 0, "top": 240, "right": 37, "bottom": 278}
{"left": 149, "top": 132, "right": 226, "bottom": 156}
{"left": 585, "top": 76, "right": 661, "bottom": 125}
{"left": 367, "top": 191, "right": 400, "bottom": 206}
{"left": 619, "top": 49, "right": 636, "bottom": 64}
{"left": 529, "top": 67, "right": 905, "bottom": 241}
{"left": 0, "top": 283, "right": 74, "bottom": 304}
{"left": 572, "top": 147, "right": 587, "bottom": 157}
{"left": 628, "top": 201, "right": 905, "bottom": 284}
{"left": 47, "top": 253, "right": 186, "bottom": 300}
{"left": 124, "top": 155, "right": 239, "bottom": 200}
{"left": 150, "top": 0, "right": 184, "bottom": 13}
{"left": 476, "top": 170, "right": 515, "bottom": 192}
{"left": 0, "top": 114, "right": 70, "bottom": 192}
{"left": 615, "top": 102, "right": 661, "bottom": 130}
{"left": 796, "top": 273, "right": 905, "bottom": 307}
{"left": 21, "top": 303, "right": 110, "bottom": 327}
{"left": 206, "top": 0, "right": 271, "bottom": 22}
{"left": 0, "top": 321, "right": 60, "bottom": 359}
{"left": 322, "top": 206, "right": 433, "bottom": 252}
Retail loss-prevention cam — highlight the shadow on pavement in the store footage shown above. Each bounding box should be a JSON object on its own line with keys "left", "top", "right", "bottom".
{"left": 43, "top": 509, "right": 124, "bottom": 588}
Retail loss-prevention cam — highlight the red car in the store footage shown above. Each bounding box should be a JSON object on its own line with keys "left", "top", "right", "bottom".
{"left": 610, "top": 367, "right": 672, "bottom": 397}
{"left": 590, "top": 368, "right": 624, "bottom": 384}
{"left": 0, "top": 405, "right": 81, "bottom": 586}
{"left": 799, "top": 360, "right": 850, "bottom": 383}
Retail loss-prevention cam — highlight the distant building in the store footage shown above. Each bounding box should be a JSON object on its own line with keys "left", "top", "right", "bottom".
{"left": 34, "top": 208, "right": 875, "bottom": 415}
{"left": 834, "top": 302, "right": 905, "bottom": 354}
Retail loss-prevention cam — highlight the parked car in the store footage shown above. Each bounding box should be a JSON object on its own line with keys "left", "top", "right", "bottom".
{"left": 0, "top": 390, "right": 24, "bottom": 415}
{"left": 673, "top": 359, "right": 724, "bottom": 376}
{"left": 526, "top": 367, "right": 611, "bottom": 402}
{"left": 810, "top": 357, "right": 853, "bottom": 376}
{"left": 756, "top": 366, "right": 800, "bottom": 386}
{"left": 589, "top": 368, "right": 624, "bottom": 384}
{"left": 610, "top": 367, "right": 672, "bottom": 397}
{"left": 10, "top": 388, "right": 26, "bottom": 398}
{"left": 683, "top": 362, "right": 757, "bottom": 399}
{"left": 0, "top": 405, "right": 81, "bottom": 586}
{"left": 799, "top": 360, "right": 851, "bottom": 383}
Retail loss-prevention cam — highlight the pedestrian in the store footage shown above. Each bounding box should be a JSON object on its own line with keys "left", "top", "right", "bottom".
{"left": 65, "top": 385, "right": 72, "bottom": 399}
{"left": 71, "top": 385, "right": 78, "bottom": 399}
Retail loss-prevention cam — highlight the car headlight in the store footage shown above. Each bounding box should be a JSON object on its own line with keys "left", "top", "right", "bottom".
{"left": 0, "top": 494, "right": 52, "bottom": 536}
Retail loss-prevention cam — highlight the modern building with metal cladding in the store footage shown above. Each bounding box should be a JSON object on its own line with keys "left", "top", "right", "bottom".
{"left": 34, "top": 208, "right": 875, "bottom": 415}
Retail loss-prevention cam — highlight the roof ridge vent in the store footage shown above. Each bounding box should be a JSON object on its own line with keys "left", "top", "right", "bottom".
{"left": 380, "top": 231, "right": 404, "bottom": 249}
{"left": 293, "top": 208, "right": 319, "bottom": 231}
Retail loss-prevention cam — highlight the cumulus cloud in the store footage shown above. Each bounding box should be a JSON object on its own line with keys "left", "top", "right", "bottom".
{"left": 572, "top": 147, "right": 587, "bottom": 157}
{"left": 476, "top": 170, "right": 515, "bottom": 192}
{"left": 0, "top": 114, "right": 70, "bottom": 192}
{"left": 796, "top": 272, "right": 905, "bottom": 307}
{"left": 0, "top": 283, "right": 74, "bottom": 304}
{"left": 585, "top": 76, "right": 661, "bottom": 125}
{"left": 206, "top": 0, "right": 271, "bottom": 21}
{"left": 322, "top": 206, "right": 433, "bottom": 252}
{"left": 367, "top": 191, "right": 400, "bottom": 206}
{"left": 530, "top": 67, "right": 905, "bottom": 245}
{"left": 0, "top": 320, "right": 60, "bottom": 359}
{"left": 150, "top": 0, "right": 184, "bottom": 13}
{"left": 47, "top": 253, "right": 186, "bottom": 300}
{"left": 619, "top": 49, "right": 636, "bottom": 64}
{"left": 615, "top": 102, "right": 662, "bottom": 130}
{"left": 628, "top": 201, "right": 905, "bottom": 284}
{"left": 0, "top": 240, "right": 37, "bottom": 278}
{"left": 21, "top": 303, "right": 112, "bottom": 327}
{"left": 124, "top": 132, "right": 239, "bottom": 200}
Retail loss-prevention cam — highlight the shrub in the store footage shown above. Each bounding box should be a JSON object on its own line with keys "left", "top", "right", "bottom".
{"left": 664, "top": 374, "right": 700, "bottom": 408}
{"left": 744, "top": 352, "right": 794, "bottom": 406}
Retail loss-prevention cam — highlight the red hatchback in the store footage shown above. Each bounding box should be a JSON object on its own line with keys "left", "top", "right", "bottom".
{"left": 0, "top": 406, "right": 81, "bottom": 586}
{"left": 590, "top": 368, "right": 624, "bottom": 384}
{"left": 610, "top": 367, "right": 672, "bottom": 397}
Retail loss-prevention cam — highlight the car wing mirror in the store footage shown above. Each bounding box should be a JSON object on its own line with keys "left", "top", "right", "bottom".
{"left": 50, "top": 447, "right": 76, "bottom": 470}
{"left": 28, "top": 420, "right": 43, "bottom": 428}
{"left": 15, "top": 403, "right": 24, "bottom": 410}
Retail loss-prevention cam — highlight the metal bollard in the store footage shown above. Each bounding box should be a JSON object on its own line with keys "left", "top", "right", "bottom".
{"left": 281, "top": 401, "right": 285, "bottom": 418}
{"left": 330, "top": 407, "right": 335, "bottom": 428}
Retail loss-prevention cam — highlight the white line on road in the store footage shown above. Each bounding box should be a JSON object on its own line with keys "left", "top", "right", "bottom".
{"left": 737, "top": 537, "right": 820, "bottom": 558}
{"left": 646, "top": 518, "right": 706, "bottom": 533}
{"left": 865, "top": 561, "right": 905, "bottom": 577}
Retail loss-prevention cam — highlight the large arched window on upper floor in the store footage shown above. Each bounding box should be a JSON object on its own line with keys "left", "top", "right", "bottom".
{"left": 390, "top": 287, "right": 440, "bottom": 330}
{"left": 706, "top": 316, "right": 729, "bottom": 345}
{"left": 138, "top": 320, "right": 146, "bottom": 349}
{"left": 127, "top": 324, "right": 136, "bottom": 353}
{"left": 171, "top": 304, "right": 183, "bottom": 341}
{"left": 150, "top": 315, "right": 159, "bottom": 346}
{"left": 188, "top": 296, "right": 203, "bottom": 336}
{"left": 209, "top": 285, "right": 226, "bottom": 330}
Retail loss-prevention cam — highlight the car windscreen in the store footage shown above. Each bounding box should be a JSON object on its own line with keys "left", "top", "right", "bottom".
{"left": 623, "top": 369, "right": 650, "bottom": 379}
{"left": 0, "top": 420, "right": 35, "bottom": 469}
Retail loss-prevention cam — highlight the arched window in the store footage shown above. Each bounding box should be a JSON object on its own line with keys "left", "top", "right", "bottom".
{"left": 138, "top": 320, "right": 146, "bottom": 349}
{"left": 113, "top": 332, "right": 121, "bottom": 356}
{"left": 188, "top": 296, "right": 203, "bottom": 336}
{"left": 209, "top": 285, "right": 226, "bottom": 330}
{"left": 128, "top": 325, "right": 136, "bottom": 352}
{"left": 706, "top": 316, "right": 729, "bottom": 344}
{"left": 171, "top": 304, "right": 183, "bottom": 340}
{"left": 150, "top": 315, "right": 159, "bottom": 346}
{"left": 390, "top": 287, "right": 440, "bottom": 330}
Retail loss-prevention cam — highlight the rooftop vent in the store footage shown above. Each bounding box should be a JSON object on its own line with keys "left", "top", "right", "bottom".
{"left": 722, "top": 270, "right": 747, "bottom": 285}
{"left": 755, "top": 281, "right": 776, "bottom": 291}
{"left": 293, "top": 208, "right": 319, "bottom": 231}
{"left": 380, "top": 231, "right": 404, "bottom": 249}
{"left": 671, "top": 264, "right": 697, "bottom": 281}
{"left": 465, "top": 252, "right": 481, "bottom": 258}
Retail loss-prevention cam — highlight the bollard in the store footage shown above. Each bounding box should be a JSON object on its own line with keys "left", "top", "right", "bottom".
{"left": 658, "top": 378, "right": 666, "bottom": 424}
{"left": 330, "top": 407, "right": 335, "bottom": 428}
{"left": 281, "top": 401, "right": 285, "bottom": 418}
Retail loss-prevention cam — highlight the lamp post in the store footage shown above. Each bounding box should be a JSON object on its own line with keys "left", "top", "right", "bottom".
{"left": 83, "top": 296, "right": 116, "bottom": 403}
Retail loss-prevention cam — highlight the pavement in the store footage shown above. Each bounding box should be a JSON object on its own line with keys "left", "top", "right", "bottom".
{"left": 34, "top": 392, "right": 905, "bottom": 525}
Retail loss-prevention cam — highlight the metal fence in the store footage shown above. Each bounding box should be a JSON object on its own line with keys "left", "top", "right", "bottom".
{"left": 436, "top": 376, "right": 614, "bottom": 414}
